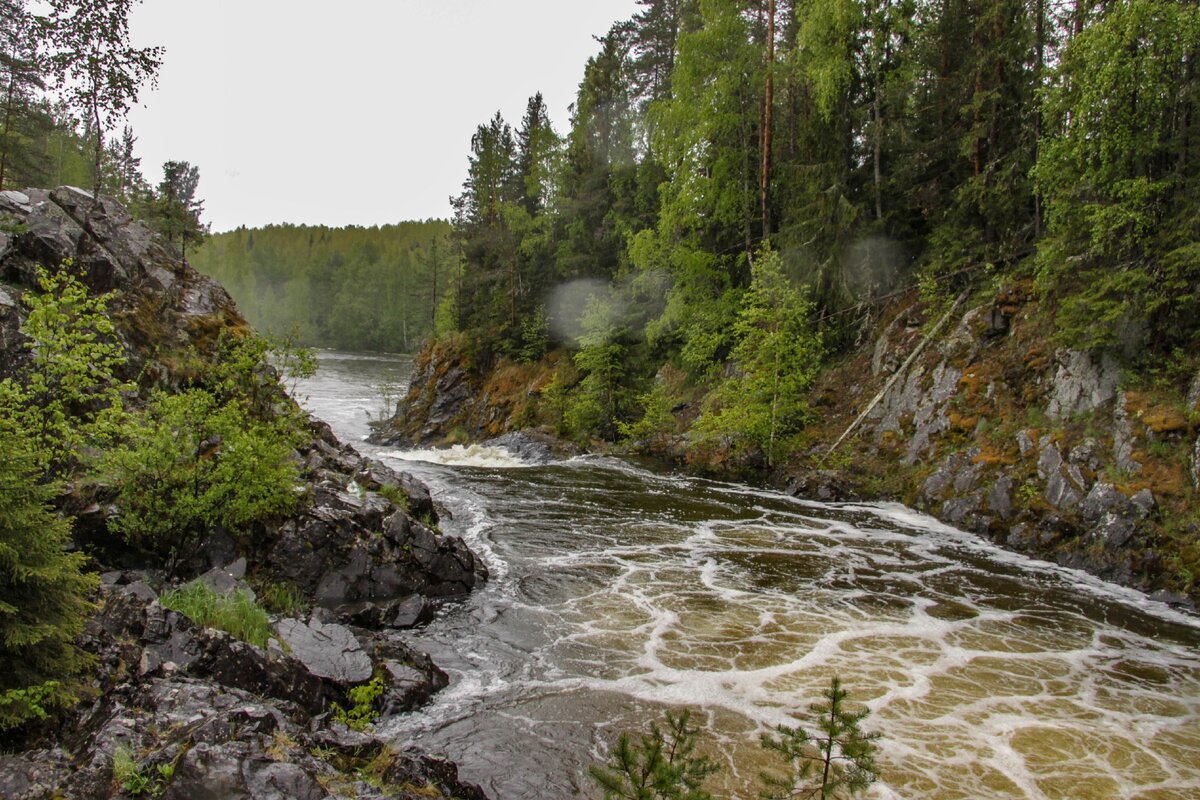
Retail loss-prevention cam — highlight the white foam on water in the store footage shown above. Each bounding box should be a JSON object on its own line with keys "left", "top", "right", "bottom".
{"left": 377, "top": 444, "right": 530, "bottom": 469}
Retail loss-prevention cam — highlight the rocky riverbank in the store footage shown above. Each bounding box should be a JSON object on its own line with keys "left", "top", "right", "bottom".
{"left": 0, "top": 187, "right": 489, "bottom": 799}
{"left": 374, "top": 283, "right": 1200, "bottom": 611}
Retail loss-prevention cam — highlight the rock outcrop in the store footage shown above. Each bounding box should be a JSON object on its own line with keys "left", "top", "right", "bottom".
{"left": 0, "top": 187, "right": 245, "bottom": 385}
{"left": 0, "top": 583, "right": 483, "bottom": 800}
{"left": 0, "top": 188, "right": 491, "bottom": 797}
{"left": 795, "top": 283, "right": 1196, "bottom": 607}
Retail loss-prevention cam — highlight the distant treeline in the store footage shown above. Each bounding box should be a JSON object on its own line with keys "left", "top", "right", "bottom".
{"left": 190, "top": 222, "right": 453, "bottom": 352}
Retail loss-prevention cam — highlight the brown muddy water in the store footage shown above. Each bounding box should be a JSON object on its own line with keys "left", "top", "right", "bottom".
{"left": 297, "top": 350, "right": 1200, "bottom": 800}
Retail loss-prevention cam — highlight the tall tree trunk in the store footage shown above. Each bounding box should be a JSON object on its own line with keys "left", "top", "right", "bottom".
{"left": 1034, "top": 0, "right": 1045, "bottom": 238}
{"left": 0, "top": 73, "right": 16, "bottom": 191}
{"left": 761, "top": 0, "right": 776, "bottom": 240}
{"left": 430, "top": 238, "right": 439, "bottom": 330}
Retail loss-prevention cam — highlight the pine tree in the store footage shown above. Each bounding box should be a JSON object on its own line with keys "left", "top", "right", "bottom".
{"left": 153, "top": 160, "right": 208, "bottom": 258}
{"left": 0, "top": 429, "right": 98, "bottom": 733}
{"left": 760, "top": 676, "right": 880, "bottom": 799}
{"left": 0, "top": 0, "right": 45, "bottom": 190}
{"left": 588, "top": 709, "right": 717, "bottom": 800}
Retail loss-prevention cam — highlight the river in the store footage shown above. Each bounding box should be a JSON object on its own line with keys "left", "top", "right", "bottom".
{"left": 295, "top": 350, "right": 1200, "bottom": 800}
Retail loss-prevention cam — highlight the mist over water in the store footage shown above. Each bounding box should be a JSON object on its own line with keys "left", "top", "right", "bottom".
{"left": 297, "top": 351, "right": 1200, "bottom": 800}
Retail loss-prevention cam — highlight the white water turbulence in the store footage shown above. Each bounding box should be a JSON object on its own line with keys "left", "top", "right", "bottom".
{"left": 379, "top": 444, "right": 529, "bottom": 469}
{"left": 296, "top": 351, "right": 1200, "bottom": 800}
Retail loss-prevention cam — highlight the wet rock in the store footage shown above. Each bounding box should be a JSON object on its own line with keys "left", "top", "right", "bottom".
{"left": 1047, "top": 349, "right": 1120, "bottom": 420}
{"left": 1130, "top": 489, "right": 1156, "bottom": 516}
{"left": 390, "top": 594, "right": 437, "bottom": 628}
{"left": 336, "top": 594, "right": 438, "bottom": 630}
{"left": 1038, "top": 444, "right": 1082, "bottom": 510}
{"left": 1149, "top": 589, "right": 1196, "bottom": 611}
{"left": 0, "top": 750, "right": 71, "bottom": 800}
{"left": 198, "top": 557, "right": 252, "bottom": 599}
{"left": 787, "top": 469, "right": 855, "bottom": 502}
{"left": 986, "top": 475, "right": 1015, "bottom": 520}
{"left": 1193, "top": 436, "right": 1200, "bottom": 492}
{"left": 942, "top": 493, "right": 985, "bottom": 529}
{"left": 870, "top": 304, "right": 920, "bottom": 377}
{"left": 483, "top": 430, "right": 582, "bottom": 463}
{"left": 1112, "top": 393, "right": 1143, "bottom": 475}
{"left": 1068, "top": 439, "right": 1103, "bottom": 472}
{"left": 904, "top": 363, "right": 961, "bottom": 463}
{"left": 164, "top": 742, "right": 327, "bottom": 800}
{"left": 1017, "top": 430, "right": 1036, "bottom": 459}
{"left": 274, "top": 617, "right": 372, "bottom": 685}
{"left": 1080, "top": 482, "right": 1127, "bottom": 523}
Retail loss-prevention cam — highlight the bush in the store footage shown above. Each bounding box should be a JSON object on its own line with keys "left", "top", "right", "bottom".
{"left": 160, "top": 581, "right": 272, "bottom": 649}
{"left": 694, "top": 250, "right": 822, "bottom": 468}
{"left": 760, "top": 675, "right": 880, "bottom": 799}
{"left": 0, "top": 264, "right": 130, "bottom": 476}
{"left": 100, "top": 388, "right": 301, "bottom": 560}
{"left": 0, "top": 430, "right": 98, "bottom": 732}
{"left": 332, "top": 675, "right": 385, "bottom": 731}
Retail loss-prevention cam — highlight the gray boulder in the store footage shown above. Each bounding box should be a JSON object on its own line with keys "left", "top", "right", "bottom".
{"left": 274, "top": 617, "right": 373, "bottom": 685}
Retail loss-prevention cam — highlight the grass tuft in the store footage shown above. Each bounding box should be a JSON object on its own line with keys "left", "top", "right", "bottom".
{"left": 160, "top": 580, "right": 272, "bottom": 649}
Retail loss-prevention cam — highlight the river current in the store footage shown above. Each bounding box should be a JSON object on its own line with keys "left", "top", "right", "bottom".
{"left": 296, "top": 350, "right": 1200, "bottom": 800}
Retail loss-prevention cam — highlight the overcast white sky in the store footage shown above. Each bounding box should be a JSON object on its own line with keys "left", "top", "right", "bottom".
{"left": 125, "top": 0, "right": 640, "bottom": 232}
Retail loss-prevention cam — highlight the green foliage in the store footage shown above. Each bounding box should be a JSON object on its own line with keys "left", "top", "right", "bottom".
{"left": 760, "top": 676, "right": 880, "bottom": 799}
{"left": 41, "top": 0, "right": 163, "bottom": 194}
{"left": 151, "top": 160, "right": 207, "bottom": 257}
{"left": 0, "top": 264, "right": 130, "bottom": 474}
{"left": 267, "top": 326, "right": 318, "bottom": 397}
{"left": 332, "top": 675, "right": 385, "bottom": 731}
{"left": 588, "top": 709, "right": 717, "bottom": 800}
{"left": 694, "top": 251, "right": 822, "bottom": 467}
{"left": 0, "top": 429, "right": 98, "bottom": 732}
{"left": 519, "top": 305, "right": 551, "bottom": 363}
{"left": 256, "top": 580, "right": 306, "bottom": 616}
{"left": 589, "top": 678, "right": 879, "bottom": 800}
{"left": 160, "top": 581, "right": 272, "bottom": 649}
{"left": 112, "top": 746, "right": 174, "bottom": 797}
{"left": 99, "top": 388, "right": 301, "bottom": 560}
{"left": 376, "top": 482, "right": 411, "bottom": 512}
{"left": 618, "top": 381, "right": 678, "bottom": 445}
{"left": 1036, "top": 0, "right": 1200, "bottom": 352}
{"left": 565, "top": 294, "right": 635, "bottom": 440}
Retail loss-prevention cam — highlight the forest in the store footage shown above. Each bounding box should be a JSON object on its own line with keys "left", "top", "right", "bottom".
{"left": 427, "top": 0, "right": 1199, "bottom": 454}
{"left": 190, "top": 222, "right": 452, "bottom": 352}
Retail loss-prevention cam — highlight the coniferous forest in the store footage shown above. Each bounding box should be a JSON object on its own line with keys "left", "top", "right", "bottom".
{"left": 423, "top": 0, "right": 1198, "bottom": 449}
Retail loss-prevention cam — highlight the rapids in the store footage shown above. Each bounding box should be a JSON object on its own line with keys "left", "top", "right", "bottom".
{"left": 296, "top": 350, "right": 1200, "bottom": 800}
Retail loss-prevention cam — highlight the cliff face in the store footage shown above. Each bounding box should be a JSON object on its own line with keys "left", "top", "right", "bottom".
{"left": 0, "top": 187, "right": 244, "bottom": 385}
{"left": 0, "top": 189, "right": 490, "bottom": 799}
{"left": 380, "top": 282, "right": 1199, "bottom": 609}
{"left": 798, "top": 284, "right": 1196, "bottom": 607}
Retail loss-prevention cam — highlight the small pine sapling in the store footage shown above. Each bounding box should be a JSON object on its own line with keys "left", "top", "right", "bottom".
{"left": 759, "top": 676, "right": 880, "bottom": 799}
{"left": 589, "top": 709, "right": 718, "bottom": 800}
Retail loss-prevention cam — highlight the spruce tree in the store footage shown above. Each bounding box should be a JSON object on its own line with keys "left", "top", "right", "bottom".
{"left": 0, "top": 429, "right": 98, "bottom": 732}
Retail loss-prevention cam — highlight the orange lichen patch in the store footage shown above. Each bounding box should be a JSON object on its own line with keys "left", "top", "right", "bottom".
{"left": 1022, "top": 341, "right": 1051, "bottom": 374}
{"left": 1123, "top": 391, "right": 1191, "bottom": 435}
{"left": 957, "top": 368, "right": 991, "bottom": 399}
{"left": 1142, "top": 406, "right": 1190, "bottom": 435}
{"left": 1123, "top": 459, "right": 1188, "bottom": 498}
{"left": 948, "top": 410, "right": 979, "bottom": 433}
{"left": 972, "top": 445, "right": 1017, "bottom": 467}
